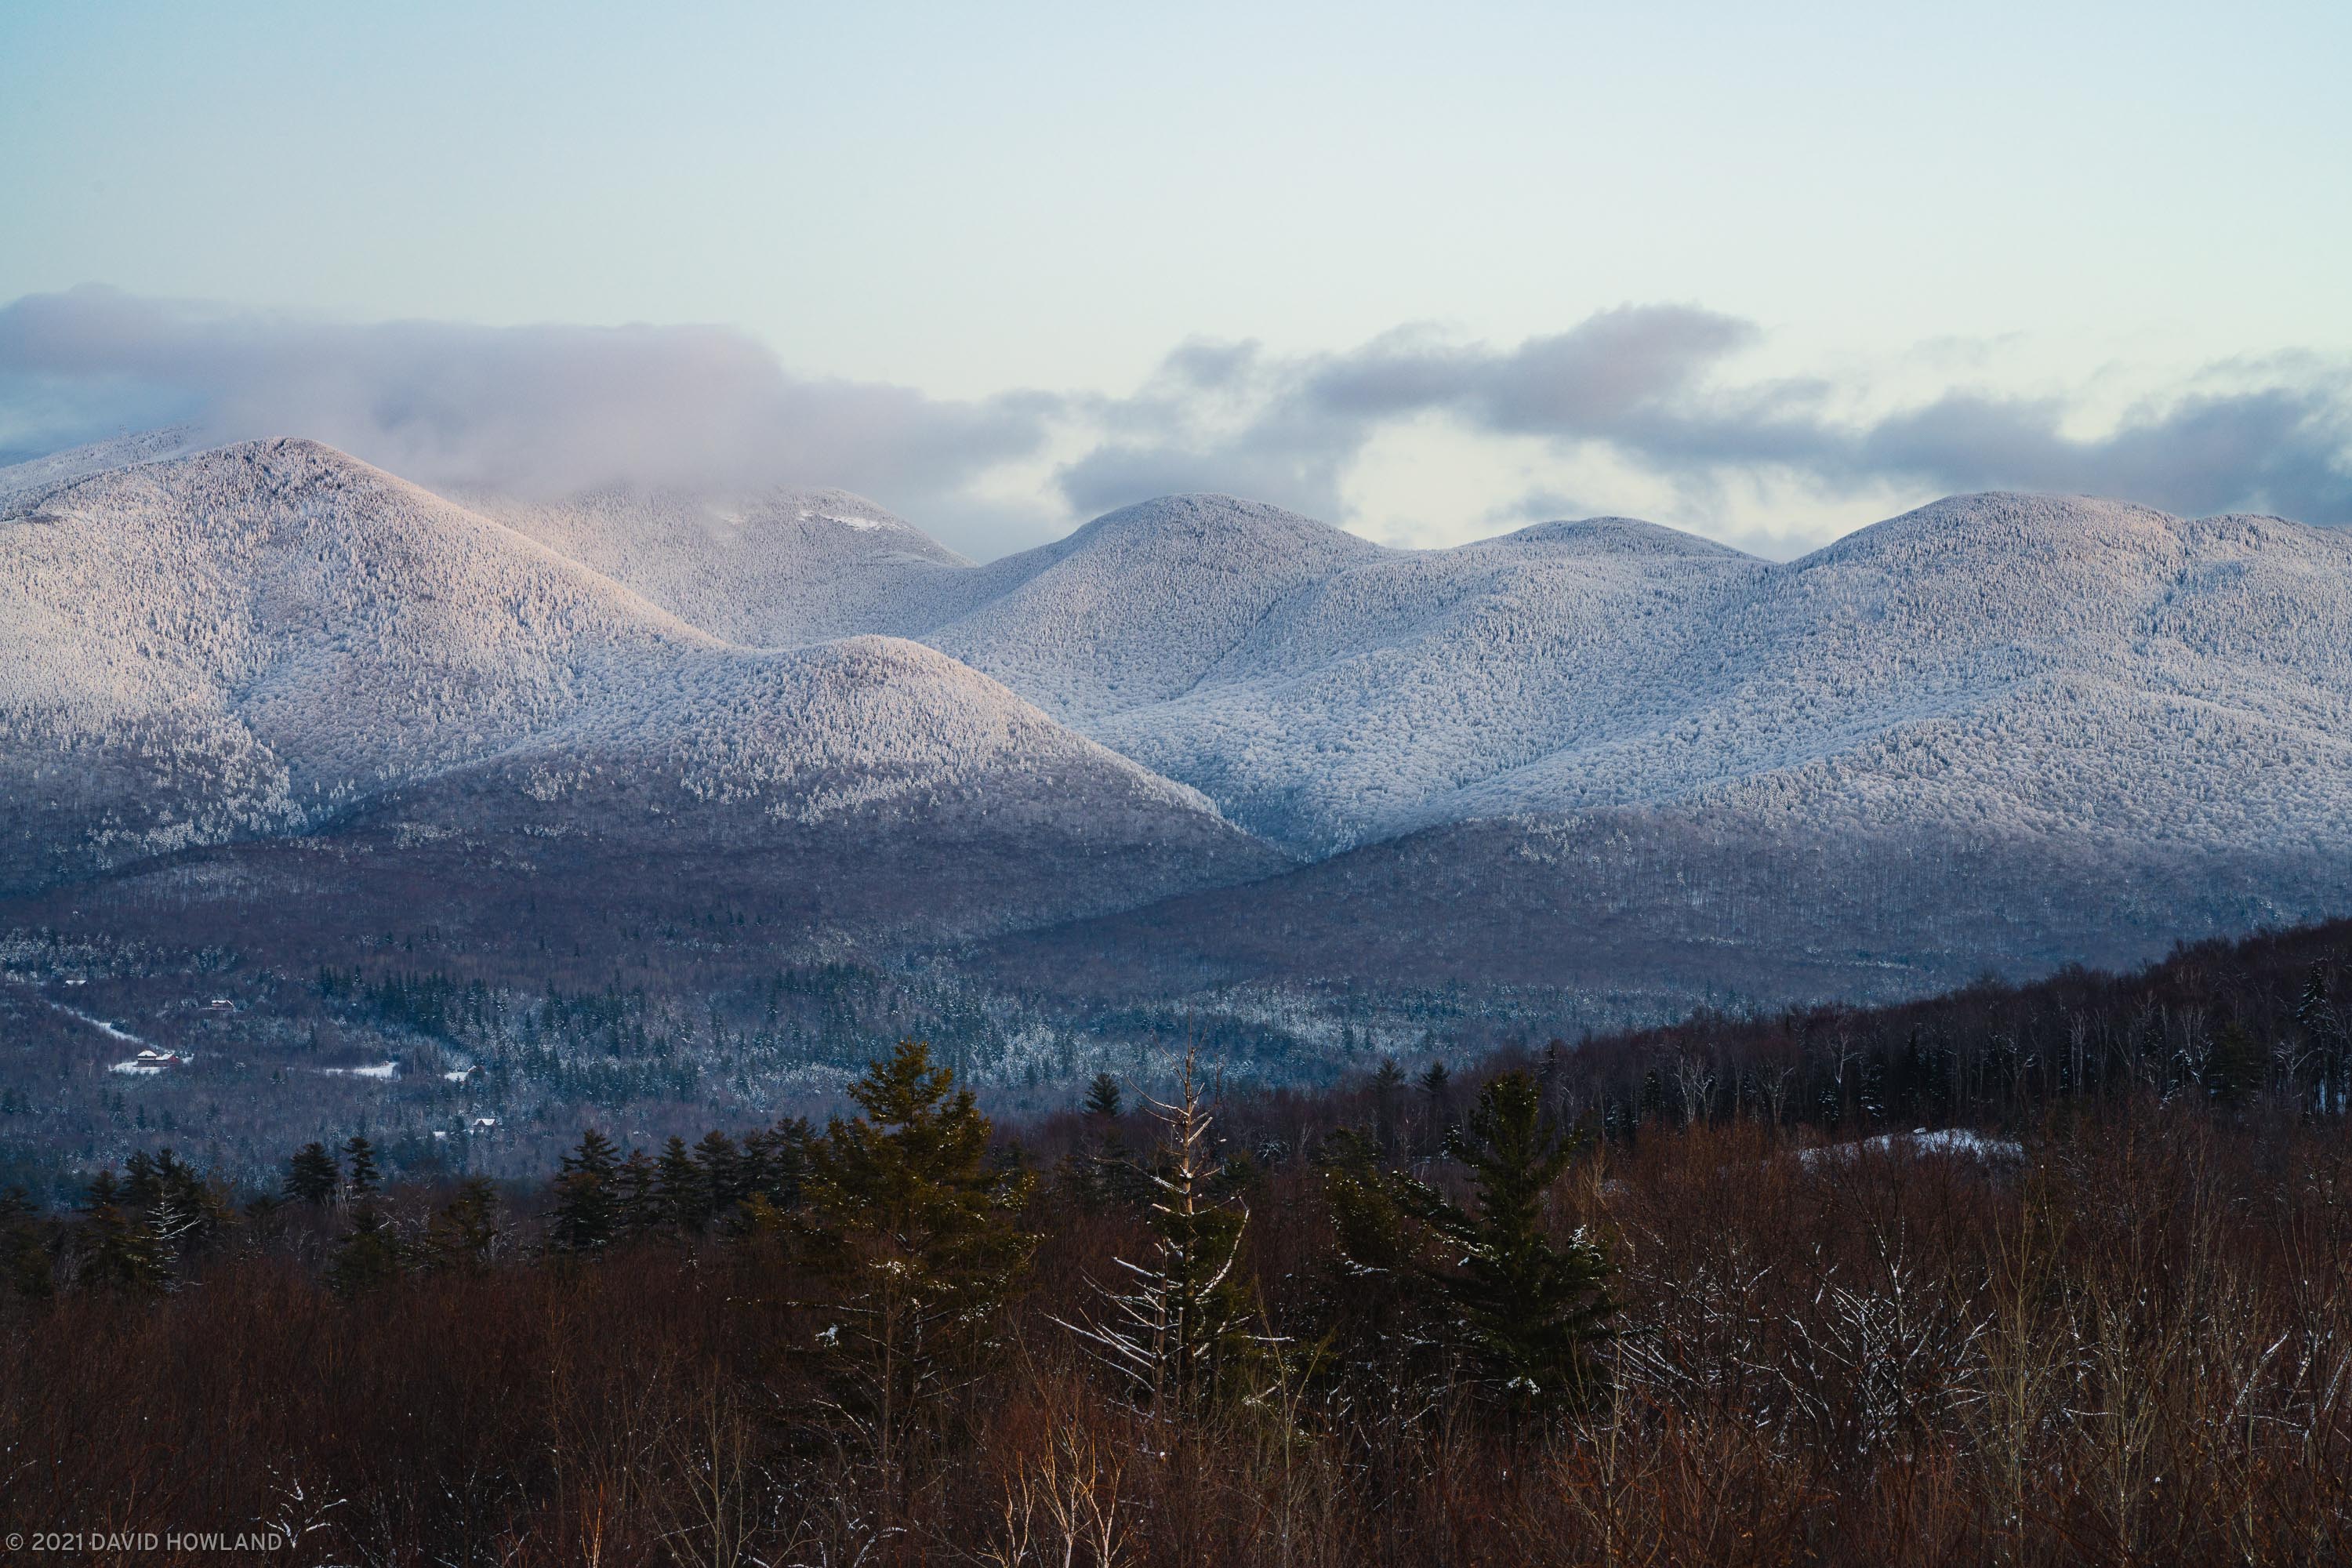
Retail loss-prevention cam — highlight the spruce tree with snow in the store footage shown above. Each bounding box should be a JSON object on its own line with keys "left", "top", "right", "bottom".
{"left": 328, "top": 1193, "right": 404, "bottom": 1297}
{"left": 1058, "top": 1045, "right": 1260, "bottom": 1418}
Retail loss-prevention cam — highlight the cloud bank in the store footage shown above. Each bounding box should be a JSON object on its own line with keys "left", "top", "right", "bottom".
{"left": 5, "top": 286, "right": 2348, "bottom": 557}
{"left": 0, "top": 287, "right": 1059, "bottom": 542}
{"left": 1065, "top": 309, "right": 2352, "bottom": 531}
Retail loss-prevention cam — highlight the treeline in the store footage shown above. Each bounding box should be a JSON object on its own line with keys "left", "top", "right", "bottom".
{"left": 3, "top": 922, "right": 2352, "bottom": 1563}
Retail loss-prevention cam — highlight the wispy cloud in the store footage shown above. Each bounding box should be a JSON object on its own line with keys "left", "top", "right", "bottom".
{"left": 0, "top": 287, "right": 1061, "bottom": 546}
{"left": 1065, "top": 312, "right": 2352, "bottom": 530}
{"left": 5, "top": 287, "right": 2348, "bottom": 557}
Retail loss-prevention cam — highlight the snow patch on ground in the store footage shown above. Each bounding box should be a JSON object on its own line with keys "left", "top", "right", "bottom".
{"left": 1798, "top": 1128, "right": 2025, "bottom": 1167}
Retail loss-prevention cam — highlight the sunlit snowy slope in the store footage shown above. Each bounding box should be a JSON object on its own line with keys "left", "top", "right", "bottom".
{"left": 6, "top": 431, "right": 2349, "bottom": 1003}
{"left": 488, "top": 478, "right": 2352, "bottom": 865}
{"left": 0, "top": 439, "right": 1280, "bottom": 942}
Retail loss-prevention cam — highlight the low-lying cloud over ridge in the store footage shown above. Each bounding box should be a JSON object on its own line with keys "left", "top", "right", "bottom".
{"left": 0, "top": 287, "right": 1057, "bottom": 530}
{"left": 5, "top": 286, "right": 2348, "bottom": 557}
{"left": 1065, "top": 310, "right": 2352, "bottom": 532}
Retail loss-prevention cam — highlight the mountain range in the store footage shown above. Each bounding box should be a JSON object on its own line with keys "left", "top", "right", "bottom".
{"left": 5, "top": 431, "right": 2348, "bottom": 1022}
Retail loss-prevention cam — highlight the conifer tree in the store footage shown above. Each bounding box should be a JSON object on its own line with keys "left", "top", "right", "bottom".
{"left": 283, "top": 1142, "right": 340, "bottom": 1207}
{"left": 762, "top": 1116, "right": 814, "bottom": 1210}
{"left": 343, "top": 1136, "right": 381, "bottom": 1200}
{"left": 693, "top": 1131, "right": 743, "bottom": 1220}
{"left": 656, "top": 1135, "right": 706, "bottom": 1233}
{"left": 422, "top": 1178, "right": 499, "bottom": 1272}
{"left": 615, "top": 1148, "right": 660, "bottom": 1235}
{"left": 2208, "top": 1022, "right": 2264, "bottom": 1109}
{"left": 1322, "top": 1130, "right": 1450, "bottom": 1403}
{"left": 548, "top": 1129, "right": 621, "bottom": 1253}
{"left": 328, "top": 1195, "right": 404, "bottom": 1296}
{"left": 795, "top": 1040, "right": 1036, "bottom": 1483}
{"left": 1083, "top": 1073, "right": 1123, "bottom": 1120}
{"left": 1339, "top": 1070, "right": 1615, "bottom": 1415}
{"left": 1421, "top": 1071, "right": 1613, "bottom": 1408}
{"left": 77, "top": 1170, "right": 169, "bottom": 1295}
{"left": 138, "top": 1148, "right": 232, "bottom": 1258}
{"left": 1059, "top": 1047, "right": 1258, "bottom": 1417}
{"left": 1417, "top": 1059, "right": 1453, "bottom": 1152}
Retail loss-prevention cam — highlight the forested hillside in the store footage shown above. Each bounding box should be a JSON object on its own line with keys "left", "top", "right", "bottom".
{"left": 5, "top": 916, "right": 2349, "bottom": 1565}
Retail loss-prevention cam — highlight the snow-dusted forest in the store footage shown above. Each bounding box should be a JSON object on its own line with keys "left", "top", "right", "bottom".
{"left": 3, "top": 431, "right": 2351, "bottom": 1169}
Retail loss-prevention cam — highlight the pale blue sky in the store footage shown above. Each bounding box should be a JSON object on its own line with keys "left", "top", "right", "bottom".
{"left": 4, "top": 1, "right": 2348, "bottom": 556}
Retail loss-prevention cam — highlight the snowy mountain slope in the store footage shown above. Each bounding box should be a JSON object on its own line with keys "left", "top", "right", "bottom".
{"left": 1435, "top": 496, "right": 2352, "bottom": 847}
{"left": 0, "top": 439, "right": 1277, "bottom": 921}
{"left": 1080, "top": 524, "right": 1767, "bottom": 848}
{"left": 0, "top": 426, "right": 204, "bottom": 503}
{"left": 918, "top": 494, "right": 1392, "bottom": 724}
{"left": 910, "top": 490, "right": 2352, "bottom": 862}
{"left": 11, "top": 633, "right": 1287, "bottom": 972}
{"left": 473, "top": 485, "right": 989, "bottom": 646}
{"left": 978, "top": 493, "right": 2352, "bottom": 1014}
{"left": 9, "top": 431, "right": 2350, "bottom": 1018}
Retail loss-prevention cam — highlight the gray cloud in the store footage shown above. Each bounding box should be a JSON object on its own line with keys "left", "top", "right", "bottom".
{"left": 0, "top": 286, "right": 1060, "bottom": 550}
{"left": 1061, "top": 310, "right": 2352, "bottom": 528}
{"left": 7, "top": 288, "right": 2349, "bottom": 553}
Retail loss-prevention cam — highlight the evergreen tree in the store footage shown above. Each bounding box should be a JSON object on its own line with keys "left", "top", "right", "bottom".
{"left": 1083, "top": 1073, "right": 1123, "bottom": 1120}
{"left": 1342, "top": 1071, "right": 1615, "bottom": 1415}
{"left": 761, "top": 1116, "right": 814, "bottom": 1210}
{"left": 548, "top": 1129, "right": 622, "bottom": 1254}
{"left": 2208, "top": 1022, "right": 2264, "bottom": 1109}
{"left": 1418, "top": 1059, "right": 1453, "bottom": 1151}
{"left": 693, "top": 1131, "right": 743, "bottom": 1220}
{"left": 76, "top": 1171, "right": 169, "bottom": 1295}
{"left": 343, "top": 1136, "right": 381, "bottom": 1200}
{"left": 140, "top": 1149, "right": 233, "bottom": 1258}
{"left": 328, "top": 1196, "right": 404, "bottom": 1297}
{"left": 656, "top": 1135, "right": 706, "bottom": 1233}
{"left": 283, "top": 1142, "right": 341, "bottom": 1207}
{"left": 1058, "top": 1047, "right": 1258, "bottom": 1417}
{"left": 1321, "top": 1130, "right": 1451, "bottom": 1405}
{"left": 795, "top": 1040, "right": 1036, "bottom": 1483}
{"left": 616, "top": 1148, "right": 660, "bottom": 1235}
{"left": 422, "top": 1178, "right": 499, "bottom": 1272}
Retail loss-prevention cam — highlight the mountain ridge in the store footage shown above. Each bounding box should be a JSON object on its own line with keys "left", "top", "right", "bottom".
{"left": 5, "top": 431, "right": 2347, "bottom": 1019}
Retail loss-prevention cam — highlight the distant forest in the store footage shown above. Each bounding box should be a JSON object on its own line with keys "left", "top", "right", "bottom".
{"left": 2, "top": 917, "right": 2350, "bottom": 1565}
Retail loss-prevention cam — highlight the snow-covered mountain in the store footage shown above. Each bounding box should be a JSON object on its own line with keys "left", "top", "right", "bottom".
{"left": 498, "top": 481, "right": 2351, "bottom": 869}
{"left": 472, "top": 485, "right": 989, "bottom": 645}
{"left": 0, "top": 438, "right": 1281, "bottom": 945}
{"left": 5, "top": 430, "right": 2349, "bottom": 1010}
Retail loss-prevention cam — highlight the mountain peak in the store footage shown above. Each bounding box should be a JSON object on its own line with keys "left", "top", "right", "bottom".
{"left": 1497, "top": 515, "right": 1751, "bottom": 558}
{"left": 1066, "top": 494, "right": 1387, "bottom": 562}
